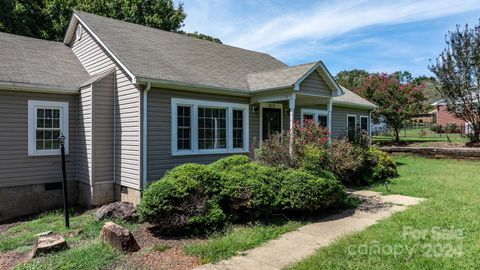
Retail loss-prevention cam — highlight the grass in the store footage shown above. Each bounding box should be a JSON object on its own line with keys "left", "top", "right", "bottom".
{"left": 373, "top": 128, "right": 469, "bottom": 145}
{"left": 0, "top": 209, "right": 137, "bottom": 253}
{"left": 0, "top": 209, "right": 138, "bottom": 270}
{"left": 152, "top": 243, "right": 171, "bottom": 252}
{"left": 185, "top": 221, "right": 303, "bottom": 263}
{"left": 288, "top": 155, "right": 480, "bottom": 270}
{"left": 14, "top": 241, "right": 119, "bottom": 270}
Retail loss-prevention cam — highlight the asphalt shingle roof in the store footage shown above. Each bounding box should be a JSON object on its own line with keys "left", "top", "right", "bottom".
{"left": 247, "top": 62, "right": 317, "bottom": 91}
{"left": 334, "top": 86, "right": 376, "bottom": 108}
{"left": 0, "top": 31, "right": 90, "bottom": 90}
{"left": 74, "top": 10, "right": 287, "bottom": 91}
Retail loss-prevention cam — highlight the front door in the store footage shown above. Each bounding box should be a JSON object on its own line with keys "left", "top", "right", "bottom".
{"left": 347, "top": 115, "right": 356, "bottom": 142}
{"left": 262, "top": 108, "right": 282, "bottom": 140}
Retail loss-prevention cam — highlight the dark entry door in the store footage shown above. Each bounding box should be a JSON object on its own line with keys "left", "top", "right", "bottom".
{"left": 347, "top": 115, "right": 356, "bottom": 142}
{"left": 262, "top": 108, "right": 282, "bottom": 140}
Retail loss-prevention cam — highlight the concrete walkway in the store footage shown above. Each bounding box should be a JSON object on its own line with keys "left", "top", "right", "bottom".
{"left": 194, "top": 191, "right": 424, "bottom": 270}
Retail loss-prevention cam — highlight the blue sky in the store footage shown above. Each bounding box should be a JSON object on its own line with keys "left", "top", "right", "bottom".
{"left": 176, "top": 0, "right": 480, "bottom": 77}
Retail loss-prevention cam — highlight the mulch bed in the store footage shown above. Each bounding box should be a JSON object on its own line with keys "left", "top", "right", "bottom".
{"left": 0, "top": 251, "right": 29, "bottom": 270}
{"left": 107, "top": 223, "right": 204, "bottom": 270}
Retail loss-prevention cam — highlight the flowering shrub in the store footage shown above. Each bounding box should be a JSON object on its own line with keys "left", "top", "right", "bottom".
{"left": 254, "top": 120, "right": 329, "bottom": 168}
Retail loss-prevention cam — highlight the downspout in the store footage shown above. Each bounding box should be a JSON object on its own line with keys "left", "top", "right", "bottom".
{"left": 142, "top": 82, "right": 152, "bottom": 191}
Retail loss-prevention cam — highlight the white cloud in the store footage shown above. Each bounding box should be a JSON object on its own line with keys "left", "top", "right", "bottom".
{"left": 228, "top": 0, "right": 480, "bottom": 53}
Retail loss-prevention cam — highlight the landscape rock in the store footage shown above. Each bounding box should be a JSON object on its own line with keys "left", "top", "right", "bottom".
{"left": 35, "top": 231, "right": 53, "bottom": 237}
{"left": 100, "top": 222, "right": 140, "bottom": 252}
{"left": 95, "top": 202, "right": 138, "bottom": 222}
{"left": 30, "top": 234, "right": 67, "bottom": 258}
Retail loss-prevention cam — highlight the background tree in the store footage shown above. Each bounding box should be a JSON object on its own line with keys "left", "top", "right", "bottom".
{"left": 413, "top": 76, "right": 442, "bottom": 104}
{"left": 430, "top": 23, "right": 480, "bottom": 142}
{"left": 335, "top": 69, "right": 370, "bottom": 90}
{"left": 0, "top": 0, "right": 221, "bottom": 43}
{"left": 355, "top": 73, "right": 426, "bottom": 143}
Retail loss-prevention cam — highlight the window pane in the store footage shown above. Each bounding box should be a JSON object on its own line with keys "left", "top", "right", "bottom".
{"left": 198, "top": 107, "right": 227, "bottom": 150}
{"left": 177, "top": 106, "right": 191, "bottom": 150}
{"left": 233, "top": 109, "right": 243, "bottom": 148}
{"left": 361, "top": 118, "right": 368, "bottom": 131}
{"left": 318, "top": 115, "right": 328, "bottom": 127}
{"left": 303, "top": 114, "right": 314, "bottom": 124}
{"left": 36, "top": 140, "right": 44, "bottom": 150}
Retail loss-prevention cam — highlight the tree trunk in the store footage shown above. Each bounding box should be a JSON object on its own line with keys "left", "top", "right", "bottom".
{"left": 473, "top": 127, "right": 480, "bottom": 142}
{"left": 394, "top": 127, "right": 400, "bottom": 144}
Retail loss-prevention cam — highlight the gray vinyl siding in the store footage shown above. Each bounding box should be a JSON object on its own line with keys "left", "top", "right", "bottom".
{"left": 71, "top": 22, "right": 141, "bottom": 190}
{"left": 147, "top": 88, "right": 253, "bottom": 181}
{"left": 92, "top": 73, "right": 114, "bottom": 183}
{"left": 0, "top": 91, "right": 78, "bottom": 188}
{"left": 299, "top": 71, "right": 332, "bottom": 96}
{"left": 78, "top": 86, "right": 92, "bottom": 184}
{"left": 331, "top": 106, "right": 370, "bottom": 138}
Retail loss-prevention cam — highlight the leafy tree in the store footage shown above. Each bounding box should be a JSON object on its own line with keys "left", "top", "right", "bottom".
{"left": 413, "top": 76, "right": 442, "bottom": 104}
{"left": 0, "top": 0, "right": 221, "bottom": 43}
{"left": 355, "top": 73, "right": 426, "bottom": 143}
{"left": 177, "top": 30, "right": 222, "bottom": 43}
{"left": 392, "top": 71, "right": 413, "bottom": 83}
{"left": 430, "top": 23, "right": 480, "bottom": 142}
{"left": 335, "top": 69, "right": 370, "bottom": 90}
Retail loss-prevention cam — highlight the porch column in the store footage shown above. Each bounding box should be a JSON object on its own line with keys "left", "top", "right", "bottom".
{"left": 289, "top": 93, "right": 296, "bottom": 154}
{"left": 327, "top": 97, "right": 333, "bottom": 143}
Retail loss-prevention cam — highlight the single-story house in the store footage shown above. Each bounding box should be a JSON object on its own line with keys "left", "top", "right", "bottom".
{"left": 431, "top": 99, "right": 472, "bottom": 133}
{"left": 0, "top": 10, "right": 375, "bottom": 221}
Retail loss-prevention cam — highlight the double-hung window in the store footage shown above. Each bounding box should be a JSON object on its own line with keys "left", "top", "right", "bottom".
{"left": 172, "top": 98, "right": 249, "bottom": 155}
{"left": 360, "top": 116, "right": 369, "bottom": 133}
{"left": 301, "top": 109, "right": 329, "bottom": 128}
{"left": 28, "top": 100, "right": 69, "bottom": 156}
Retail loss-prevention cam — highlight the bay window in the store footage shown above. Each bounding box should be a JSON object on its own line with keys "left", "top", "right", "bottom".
{"left": 171, "top": 98, "right": 249, "bottom": 155}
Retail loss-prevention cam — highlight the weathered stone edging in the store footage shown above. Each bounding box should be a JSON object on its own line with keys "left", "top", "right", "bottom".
{"left": 380, "top": 146, "right": 480, "bottom": 159}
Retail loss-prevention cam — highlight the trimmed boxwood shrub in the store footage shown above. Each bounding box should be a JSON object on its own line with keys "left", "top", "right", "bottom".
{"left": 219, "top": 163, "right": 280, "bottom": 220}
{"left": 361, "top": 147, "right": 398, "bottom": 183}
{"left": 276, "top": 169, "right": 346, "bottom": 212}
{"left": 139, "top": 155, "right": 347, "bottom": 233}
{"left": 138, "top": 163, "right": 226, "bottom": 233}
{"left": 210, "top": 155, "right": 251, "bottom": 171}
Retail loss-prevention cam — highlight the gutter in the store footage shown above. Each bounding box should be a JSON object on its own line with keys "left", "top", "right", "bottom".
{"left": 142, "top": 82, "right": 152, "bottom": 191}
{"left": 0, "top": 81, "right": 79, "bottom": 94}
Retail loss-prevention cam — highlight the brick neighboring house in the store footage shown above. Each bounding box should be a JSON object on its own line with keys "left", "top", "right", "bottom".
{"left": 431, "top": 99, "right": 471, "bottom": 133}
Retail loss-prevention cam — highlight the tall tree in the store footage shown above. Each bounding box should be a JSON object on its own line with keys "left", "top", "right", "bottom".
{"left": 335, "top": 69, "right": 370, "bottom": 90}
{"left": 355, "top": 73, "right": 426, "bottom": 143}
{"left": 430, "top": 23, "right": 480, "bottom": 142}
{"left": 0, "top": 0, "right": 221, "bottom": 43}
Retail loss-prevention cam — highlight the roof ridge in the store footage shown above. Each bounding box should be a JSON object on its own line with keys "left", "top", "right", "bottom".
{"left": 247, "top": 61, "right": 319, "bottom": 76}
{"left": 73, "top": 9, "right": 287, "bottom": 64}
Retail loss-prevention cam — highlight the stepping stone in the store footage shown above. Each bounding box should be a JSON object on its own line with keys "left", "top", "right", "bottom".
{"left": 30, "top": 234, "right": 67, "bottom": 258}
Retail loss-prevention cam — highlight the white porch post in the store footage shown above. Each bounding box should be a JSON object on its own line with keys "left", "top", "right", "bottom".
{"left": 327, "top": 97, "right": 333, "bottom": 143}
{"left": 289, "top": 93, "right": 296, "bottom": 154}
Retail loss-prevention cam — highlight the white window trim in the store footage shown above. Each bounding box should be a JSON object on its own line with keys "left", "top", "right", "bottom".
{"left": 347, "top": 114, "right": 357, "bottom": 138}
{"left": 300, "top": 108, "right": 328, "bottom": 126}
{"left": 28, "top": 100, "right": 69, "bottom": 156}
{"left": 171, "top": 98, "right": 249, "bottom": 156}
{"left": 360, "top": 115, "right": 369, "bottom": 132}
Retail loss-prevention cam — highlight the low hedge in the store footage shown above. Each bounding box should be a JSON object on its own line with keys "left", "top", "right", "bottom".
{"left": 139, "top": 155, "right": 346, "bottom": 233}
{"left": 138, "top": 164, "right": 226, "bottom": 233}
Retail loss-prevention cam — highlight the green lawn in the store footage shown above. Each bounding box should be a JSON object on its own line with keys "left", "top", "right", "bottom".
{"left": 289, "top": 155, "right": 480, "bottom": 270}
{"left": 0, "top": 210, "right": 137, "bottom": 270}
{"left": 373, "top": 129, "right": 469, "bottom": 145}
{"left": 184, "top": 221, "right": 303, "bottom": 263}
